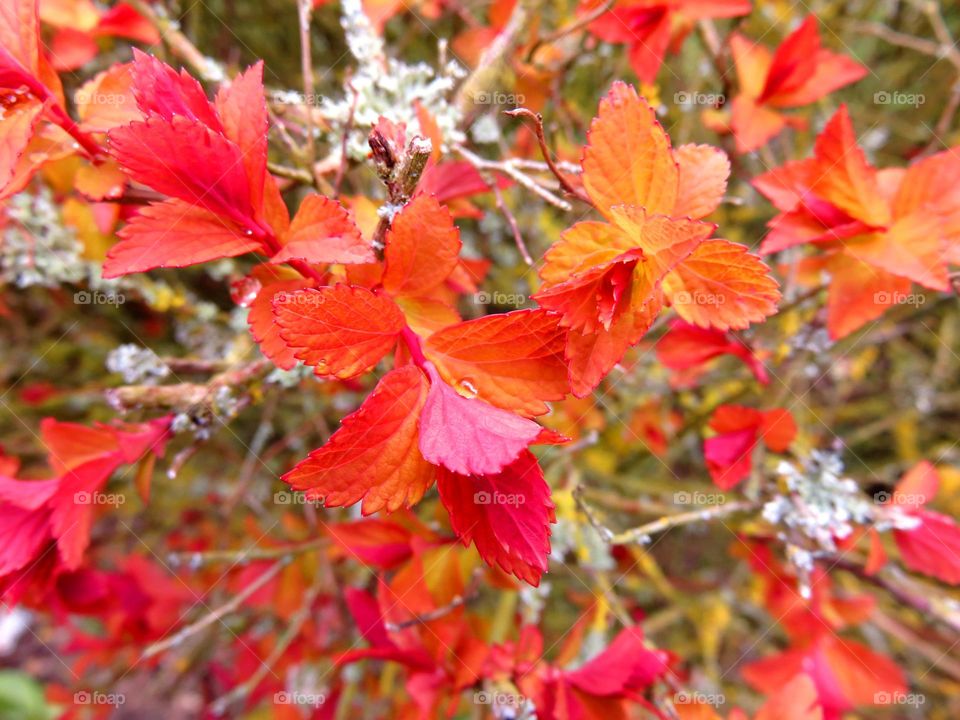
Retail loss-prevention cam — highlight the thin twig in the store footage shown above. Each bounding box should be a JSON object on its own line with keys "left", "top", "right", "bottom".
{"left": 297, "top": 0, "right": 317, "bottom": 165}
{"left": 210, "top": 569, "right": 326, "bottom": 714}
{"left": 504, "top": 108, "right": 590, "bottom": 202}
{"left": 489, "top": 179, "right": 533, "bottom": 265}
{"left": 141, "top": 559, "right": 287, "bottom": 659}
{"left": 527, "top": 0, "right": 615, "bottom": 60}
{"left": 167, "top": 538, "right": 327, "bottom": 568}
{"left": 333, "top": 81, "right": 359, "bottom": 197}
{"left": 457, "top": 146, "right": 572, "bottom": 211}
{"left": 575, "top": 487, "right": 759, "bottom": 546}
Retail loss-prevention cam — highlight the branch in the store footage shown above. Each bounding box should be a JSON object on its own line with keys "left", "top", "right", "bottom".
{"left": 141, "top": 559, "right": 287, "bottom": 660}
{"left": 503, "top": 108, "right": 590, "bottom": 202}
{"left": 457, "top": 145, "right": 573, "bottom": 211}
{"left": 210, "top": 566, "right": 328, "bottom": 714}
{"left": 369, "top": 133, "right": 434, "bottom": 247}
{"left": 575, "top": 487, "right": 758, "bottom": 545}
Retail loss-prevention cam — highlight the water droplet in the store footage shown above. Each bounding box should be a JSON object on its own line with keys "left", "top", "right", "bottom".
{"left": 456, "top": 378, "right": 478, "bottom": 399}
{"left": 244, "top": 228, "right": 254, "bottom": 236}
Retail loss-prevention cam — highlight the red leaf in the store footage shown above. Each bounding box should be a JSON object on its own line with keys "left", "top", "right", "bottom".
{"left": 424, "top": 309, "right": 568, "bottom": 416}
{"left": 271, "top": 195, "right": 373, "bottom": 265}
{"left": 656, "top": 320, "right": 769, "bottom": 385}
{"left": 102, "top": 199, "right": 262, "bottom": 278}
{"left": 273, "top": 285, "right": 405, "bottom": 379}
{"left": 565, "top": 626, "right": 669, "bottom": 694}
{"left": 437, "top": 450, "right": 553, "bottom": 585}
{"left": 129, "top": 49, "right": 222, "bottom": 130}
{"left": 894, "top": 509, "right": 960, "bottom": 584}
{"left": 705, "top": 405, "right": 795, "bottom": 489}
{"left": 108, "top": 116, "right": 256, "bottom": 227}
{"left": 214, "top": 61, "right": 268, "bottom": 216}
{"left": 247, "top": 275, "right": 314, "bottom": 370}
{"left": 382, "top": 195, "right": 462, "bottom": 296}
{"left": 283, "top": 366, "right": 436, "bottom": 514}
{"left": 418, "top": 363, "right": 542, "bottom": 475}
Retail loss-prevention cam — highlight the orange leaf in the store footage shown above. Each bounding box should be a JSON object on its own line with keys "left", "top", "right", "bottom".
{"left": 731, "top": 96, "right": 787, "bottom": 154}
{"left": 273, "top": 285, "right": 405, "bottom": 379}
{"left": 581, "top": 82, "right": 678, "bottom": 217}
{"left": 673, "top": 143, "right": 730, "bottom": 219}
{"left": 843, "top": 212, "right": 949, "bottom": 291}
{"left": 565, "top": 291, "right": 662, "bottom": 397}
{"left": 826, "top": 253, "right": 911, "bottom": 339}
{"left": 75, "top": 158, "right": 126, "bottom": 200}
{"left": 0, "top": 99, "right": 43, "bottom": 197}
{"left": 248, "top": 276, "right": 314, "bottom": 370}
{"left": 663, "top": 238, "right": 780, "bottom": 331}
{"left": 754, "top": 674, "right": 823, "bottom": 720}
{"left": 811, "top": 106, "right": 891, "bottom": 227}
{"left": 271, "top": 194, "right": 373, "bottom": 265}
{"left": 283, "top": 366, "right": 435, "bottom": 514}
{"left": 75, "top": 63, "right": 141, "bottom": 133}
{"left": 539, "top": 221, "right": 635, "bottom": 288}
{"left": 382, "top": 195, "right": 461, "bottom": 296}
{"left": 103, "top": 199, "right": 262, "bottom": 278}
{"left": 425, "top": 309, "right": 568, "bottom": 416}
